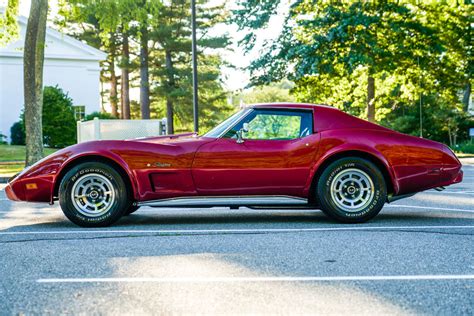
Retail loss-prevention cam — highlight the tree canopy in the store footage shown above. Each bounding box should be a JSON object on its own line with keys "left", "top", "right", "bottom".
{"left": 58, "top": 0, "right": 233, "bottom": 133}
{"left": 233, "top": 0, "right": 472, "bottom": 145}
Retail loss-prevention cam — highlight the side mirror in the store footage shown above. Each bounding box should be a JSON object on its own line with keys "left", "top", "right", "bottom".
{"left": 236, "top": 123, "right": 249, "bottom": 144}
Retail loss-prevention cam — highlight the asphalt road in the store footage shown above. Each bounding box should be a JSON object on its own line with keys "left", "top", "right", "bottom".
{"left": 0, "top": 161, "right": 473, "bottom": 315}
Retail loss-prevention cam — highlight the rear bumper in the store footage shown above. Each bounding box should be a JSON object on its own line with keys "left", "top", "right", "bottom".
{"left": 440, "top": 167, "right": 463, "bottom": 187}
{"left": 452, "top": 169, "right": 463, "bottom": 184}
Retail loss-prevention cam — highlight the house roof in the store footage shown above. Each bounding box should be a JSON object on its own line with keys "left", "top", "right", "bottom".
{"left": 0, "top": 15, "right": 107, "bottom": 61}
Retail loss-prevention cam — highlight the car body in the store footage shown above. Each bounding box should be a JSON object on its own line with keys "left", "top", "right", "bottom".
{"left": 5, "top": 103, "right": 463, "bottom": 226}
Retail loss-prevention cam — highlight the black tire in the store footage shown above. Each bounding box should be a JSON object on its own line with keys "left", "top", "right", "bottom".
{"left": 316, "top": 157, "right": 386, "bottom": 223}
{"left": 124, "top": 205, "right": 140, "bottom": 216}
{"left": 59, "top": 162, "right": 130, "bottom": 227}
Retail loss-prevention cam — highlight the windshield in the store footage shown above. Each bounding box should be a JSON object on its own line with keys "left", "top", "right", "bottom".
{"left": 203, "top": 108, "right": 250, "bottom": 138}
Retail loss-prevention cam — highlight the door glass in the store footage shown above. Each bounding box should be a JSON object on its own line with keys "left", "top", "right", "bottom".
{"left": 224, "top": 109, "right": 313, "bottom": 140}
{"left": 246, "top": 114, "right": 301, "bottom": 140}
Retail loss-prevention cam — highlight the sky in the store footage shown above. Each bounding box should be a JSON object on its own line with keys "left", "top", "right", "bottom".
{"left": 2, "top": 0, "right": 288, "bottom": 91}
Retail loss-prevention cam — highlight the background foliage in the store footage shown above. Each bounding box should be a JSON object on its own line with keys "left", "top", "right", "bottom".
{"left": 13, "top": 86, "right": 77, "bottom": 148}
{"left": 234, "top": 0, "right": 473, "bottom": 146}
{"left": 58, "top": 0, "right": 233, "bottom": 133}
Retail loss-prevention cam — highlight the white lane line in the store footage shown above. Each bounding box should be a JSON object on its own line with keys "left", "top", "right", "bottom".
{"left": 37, "top": 274, "right": 474, "bottom": 284}
{"left": 386, "top": 205, "right": 474, "bottom": 213}
{"left": 1, "top": 225, "right": 474, "bottom": 236}
{"left": 428, "top": 191, "right": 474, "bottom": 195}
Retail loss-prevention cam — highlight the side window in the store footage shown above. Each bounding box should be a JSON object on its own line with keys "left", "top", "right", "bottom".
{"left": 225, "top": 109, "right": 313, "bottom": 140}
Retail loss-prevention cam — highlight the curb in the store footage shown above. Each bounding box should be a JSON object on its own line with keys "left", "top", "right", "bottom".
{"left": 460, "top": 158, "right": 474, "bottom": 166}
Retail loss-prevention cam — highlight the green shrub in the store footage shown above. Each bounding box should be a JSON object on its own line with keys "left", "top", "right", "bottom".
{"left": 10, "top": 121, "right": 25, "bottom": 145}
{"left": 18, "top": 86, "right": 77, "bottom": 148}
{"left": 0, "top": 134, "right": 7, "bottom": 145}
{"left": 454, "top": 142, "right": 474, "bottom": 154}
{"left": 85, "top": 111, "right": 116, "bottom": 121}
{"left": 42, "top": 86, "right": 77, "bottom": 148}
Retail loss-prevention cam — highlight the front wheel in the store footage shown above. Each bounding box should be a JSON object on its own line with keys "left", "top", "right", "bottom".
{"left": 316, "top": 157, "right": 386, "bottom": 223}
{"left": 59, "top": 162, "right": 130, "bottom": 227}
{"left": 124, "top": 205, "right": 140, "bottom": 216}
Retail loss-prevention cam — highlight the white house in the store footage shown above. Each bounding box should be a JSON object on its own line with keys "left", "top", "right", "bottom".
{"left": 0, "top": 16, "right": 107, "bottom": 142}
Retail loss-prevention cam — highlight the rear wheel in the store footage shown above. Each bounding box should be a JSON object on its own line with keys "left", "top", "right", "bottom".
{"left": 316, "top": 157, "right": 386, "bottom": 223}
{"left": 59, "top": 162, "right": 130, "bottom": 227}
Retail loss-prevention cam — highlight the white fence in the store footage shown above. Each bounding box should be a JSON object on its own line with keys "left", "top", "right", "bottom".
{"left": 77, "top": 118, "right": 167, "bottom": 143}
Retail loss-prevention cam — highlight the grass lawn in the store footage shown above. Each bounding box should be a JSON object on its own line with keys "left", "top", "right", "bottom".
{"left": 456, "top": 153, "right": 474, "bottom": 158}
{"left": 0, "top": 145, "right": 58, "bottom": 176}
{"left": 0, "top": 144, "right": 57, "bottom": 162}
{"left": 0, "top": 163, "right": 25, "bottom": 175}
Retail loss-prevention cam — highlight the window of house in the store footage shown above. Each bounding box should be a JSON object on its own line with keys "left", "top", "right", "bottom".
{"left": 73, "top": 105, "right": 86, "bottom": 121}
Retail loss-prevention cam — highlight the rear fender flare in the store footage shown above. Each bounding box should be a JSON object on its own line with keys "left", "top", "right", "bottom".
{"left": 304, "top": 145, "right": 399, "bottom": 198}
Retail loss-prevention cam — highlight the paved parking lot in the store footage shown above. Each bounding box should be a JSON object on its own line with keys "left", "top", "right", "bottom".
{"left": 0, "top": 161, "right": 473, "bottom": 314}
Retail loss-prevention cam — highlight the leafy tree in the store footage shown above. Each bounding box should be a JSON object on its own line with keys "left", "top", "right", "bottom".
{"left": 0, "top": 0, "right": 19, "bottom": 46}
{"left": 59, "top": 0, "right": 232, "bottom": 133}
{"left": 10, "top": 121, "right": 25, "bottom": 145}
{"left": 0, "top": 134, "right": 7, "bottom": 145}
{"left": 231, "top": 81, "right": 295, "bottom": 106}
{"left": 59, "top": 0, "right": 142, "bottom": 119}
{"left": 235, "top": 1, "right": 443, "bottom": 122}
{"left": 149, "top": 0, "right": 232, "bottom": 133}
{"left": 234, "top": 1, "right": 472, "bottom": 144}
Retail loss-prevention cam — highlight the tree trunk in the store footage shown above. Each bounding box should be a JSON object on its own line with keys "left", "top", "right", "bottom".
{"left": 367, "top": 75, "right": 375, "bottom": 123}
{"left": 121, "top": 30, "right": 131, "bottom": 119}
{"left": 110, "top": 57, "right": 118, "bottom": 117}
{"left": 23, "top": 0, "right": 48, "bottom": 166}
{"left": 140, "top": 25, "right": 150, "bottom": 119}
{"left": 462, "top": 82, "right": 471, "bottom": 112}
{"left": 109, "top": 33, "right": 118, "bottom": 117}
{"left": 165, "top": 50, "right": 175, "bottom": 134}
{"left": 166, "top": 99, "right": 174, "bottom": 135}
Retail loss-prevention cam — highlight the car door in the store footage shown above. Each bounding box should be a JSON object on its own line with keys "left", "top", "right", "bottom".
{"left": 192, "top": 108, "right": 320, "bottom": 196}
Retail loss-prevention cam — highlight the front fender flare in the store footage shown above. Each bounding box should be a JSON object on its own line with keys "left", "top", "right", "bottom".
{"left": 53, "top": 151, "right": 139, "bottom": 203}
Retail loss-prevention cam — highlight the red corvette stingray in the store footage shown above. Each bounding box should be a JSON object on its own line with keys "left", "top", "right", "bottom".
{"left": 5, "top": 103, "right": 462, "bottom": 227}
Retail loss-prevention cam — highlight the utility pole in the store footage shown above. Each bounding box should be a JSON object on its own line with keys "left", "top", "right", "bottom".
{"left": 191, "top": 0, "right": 199, "bottom": 133}
{"left": 418, "top": 57, "right": 423, "bottom": 138}
{"left": 419, "top": 93, "right": 423, "bottom": 138}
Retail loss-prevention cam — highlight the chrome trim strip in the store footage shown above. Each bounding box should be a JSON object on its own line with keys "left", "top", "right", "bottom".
{"left": 137, "top": 196, "right": 308, "bottom": 207}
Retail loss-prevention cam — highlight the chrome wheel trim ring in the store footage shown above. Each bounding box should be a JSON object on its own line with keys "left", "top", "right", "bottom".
{"left": 71, "top": 173, "right": 115, "bottom": 217}
{"left": 330, "top": 168, "right": 375, "bottom": 213}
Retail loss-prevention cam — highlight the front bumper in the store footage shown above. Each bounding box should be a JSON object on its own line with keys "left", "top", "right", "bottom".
{"left": 5, "top": 183, "right": 21, "bottom": 201}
